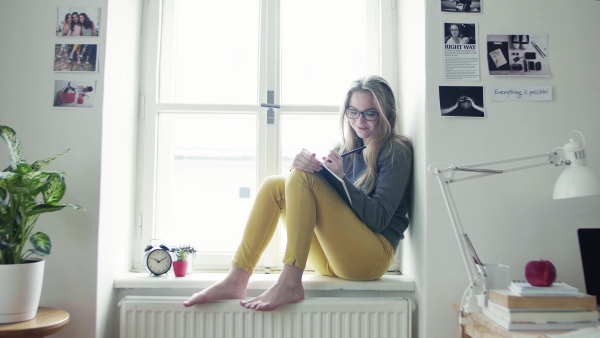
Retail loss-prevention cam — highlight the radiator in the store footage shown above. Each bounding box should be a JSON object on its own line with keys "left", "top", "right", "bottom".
{"left": 119, "top": 296, "right": 412, "bottom": 338}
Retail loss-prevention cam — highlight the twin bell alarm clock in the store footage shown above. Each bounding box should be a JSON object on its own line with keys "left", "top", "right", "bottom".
{"left": 143, "top": 241, "right": 172, "bottom": 276}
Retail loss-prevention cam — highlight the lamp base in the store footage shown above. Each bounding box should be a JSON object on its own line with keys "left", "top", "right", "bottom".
{"left": 464, "top": 295, "right": 484, "bottom": 313}
{"left": 462, "top": 263, "right": 510, "bottom": 313}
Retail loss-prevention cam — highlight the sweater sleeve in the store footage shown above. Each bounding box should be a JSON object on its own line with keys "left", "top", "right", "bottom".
{"left": 342, "top": 142, "right": 412, "bottom": 233}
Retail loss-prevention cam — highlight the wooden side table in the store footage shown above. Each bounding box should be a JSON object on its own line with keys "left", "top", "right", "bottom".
{"left": 0, "top": 307, "right": 69, "bottom": 338}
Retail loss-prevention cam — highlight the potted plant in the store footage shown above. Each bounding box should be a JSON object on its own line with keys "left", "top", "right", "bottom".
{"left": 170, "top": 244, "right": 196, "bottom": 277}
{"left": 0, "top": 125, "right": 81, "bottom": 323}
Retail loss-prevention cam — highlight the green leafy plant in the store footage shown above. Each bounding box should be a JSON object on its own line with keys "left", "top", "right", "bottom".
{"left": 0, "top": 125, "right": 81, "bottom": 264}
{"left": 170, "top": 244, "right": 196, "bottom": 261}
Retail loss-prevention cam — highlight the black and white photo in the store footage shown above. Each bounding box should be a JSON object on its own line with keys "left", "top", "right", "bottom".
{"left": 441, "top": 0, "right": 481, "bottom": 13}
{"left": 439, "top": 85, "right": 485, "bottom": 118}
{"left": 486, "top": 34, "right": 550, "bottom": 77}
{"left": 444, "top": 23, "right": 476, "bottom": 45}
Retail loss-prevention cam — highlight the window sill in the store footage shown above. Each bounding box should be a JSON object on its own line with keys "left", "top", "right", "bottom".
{"left": 114, "top": 272, "right": 415, "bottom": 294}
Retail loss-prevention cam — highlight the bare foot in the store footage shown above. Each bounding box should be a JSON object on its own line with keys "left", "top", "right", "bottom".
{"left": 240, "top": 264, "right": 305, "bottom": 311}
{"left": 183, "top": 266, "right": 250, "bottom": 307}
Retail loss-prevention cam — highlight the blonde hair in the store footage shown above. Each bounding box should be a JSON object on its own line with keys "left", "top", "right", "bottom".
{"left": 338, "top": 75, "right": 412, "bottom": 194}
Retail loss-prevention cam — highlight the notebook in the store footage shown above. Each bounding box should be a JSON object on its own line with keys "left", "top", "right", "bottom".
{"left": 301, "top": 149, "right": 353, "bottom": 208}
{"left": 577, "top": 228, "right": 600, "bottom": 311}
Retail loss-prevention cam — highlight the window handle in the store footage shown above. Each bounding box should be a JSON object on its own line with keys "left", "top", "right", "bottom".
{"left": 261, "top": 90, "right": 279, "bottom": 124}
{"left": 260, "top": 103, "right": 281, "bottom": 109}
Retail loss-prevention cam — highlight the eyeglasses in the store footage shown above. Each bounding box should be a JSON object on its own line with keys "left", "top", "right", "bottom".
{"left": 345, "top": 108, "right": 379, "bottom": 121}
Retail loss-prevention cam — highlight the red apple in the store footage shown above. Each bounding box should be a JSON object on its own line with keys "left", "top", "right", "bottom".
{"left": 525, "top": 259, "right": 556, "bottom": 287}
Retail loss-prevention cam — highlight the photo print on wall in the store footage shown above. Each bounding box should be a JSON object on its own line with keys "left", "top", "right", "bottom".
{"left": 56, "top": 7, "right": 100, "bottom": 37}
{"left": 486, "top": 34, "right": 549, "bottom": 77}
{"left": 54, "top": 44, "right": 98, "bottom": 72}
{"left": 439, "top": 85, "right": 485, "bottom": 118}
{"left": 440, "top": 0, "right": 482, "bottom": 13}
{"left": 53, "top": 80, "right": 96, "bottom": 108}
{"left": 443, "top": 22, "right": 480, "bottom": 81}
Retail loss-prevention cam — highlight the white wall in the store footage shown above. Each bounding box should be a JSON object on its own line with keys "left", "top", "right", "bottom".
{"left": 402, "top": 1, "right": 600, "bottom": 337}
{"left": 97, "top": 0, "right": 141, "bottom": 337}
{"left": 0, "top": 1, "right": 139, "bottom": 337}
{"left": 397, "top": 1, "right": 426, "bottom": 337}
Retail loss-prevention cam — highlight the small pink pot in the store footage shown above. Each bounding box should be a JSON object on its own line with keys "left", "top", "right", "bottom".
{"left": 173, "top": 260, "right": 188, "bottom": 277}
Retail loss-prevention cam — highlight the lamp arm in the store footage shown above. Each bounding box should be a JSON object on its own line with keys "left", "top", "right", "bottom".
{"left": 436, "top": 174, "right": 478, "bottom": 283}
{"left": 430, "top": 151, "right": 559, "bottom": 313}
{"left": 436, "top": 172, "right": 487, "bottom": 313}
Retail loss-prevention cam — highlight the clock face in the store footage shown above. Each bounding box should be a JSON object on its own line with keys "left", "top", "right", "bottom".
{"left": 146, "top": 249, "right": 172, "bottom": 275}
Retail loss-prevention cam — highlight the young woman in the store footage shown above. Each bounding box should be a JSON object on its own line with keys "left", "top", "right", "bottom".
{"left": 69, "top": 12, "right": 82, "bottom": 36}
{"left": 183, "top": 75, "right": 412, "bottom": 311}
{"left": 446, "top": 24, "right": 470, "bottom": 44}
{"left": 79, "top": 13, "right": 97, "bottom": 36}
{"left": 60, "top": 13, "right": 72, "bottom": 36}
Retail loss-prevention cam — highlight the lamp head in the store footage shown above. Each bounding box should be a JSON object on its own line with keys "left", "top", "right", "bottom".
{"left": 553, "top": 131, "right": 600, "bottom": 199}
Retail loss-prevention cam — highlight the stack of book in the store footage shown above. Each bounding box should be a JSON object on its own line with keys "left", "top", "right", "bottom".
{"left": 484, "top": 281, "right": 600, "bottom": 331}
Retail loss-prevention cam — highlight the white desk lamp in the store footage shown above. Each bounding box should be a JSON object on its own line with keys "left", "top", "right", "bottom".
{"left": 428, "top": 130, "right": 600, "bottom": 314}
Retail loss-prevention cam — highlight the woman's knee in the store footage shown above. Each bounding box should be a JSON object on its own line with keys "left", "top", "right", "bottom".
{"left": 287, "top": 168, "right": 309, "bottom": 182}
{"left": 286, "top": 169, "right": 321, "bottom": 191}
{"left": 256, "top": 175, "right": 286, "bottom": 203}
{"left": 259, "top": 175, "right": 285, "bottom": 191}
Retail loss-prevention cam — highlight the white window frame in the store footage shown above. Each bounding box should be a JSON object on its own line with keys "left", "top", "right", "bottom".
{"left": 133, "top": 0, "right": 400, "bottom": 272}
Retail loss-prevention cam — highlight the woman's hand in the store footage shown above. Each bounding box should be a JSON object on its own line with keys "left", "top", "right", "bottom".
{"left": 322, "top": 150, "right": 344, "bottom": 179}
{"left": 291, "top": 150, "right": 323, "bottom": 173}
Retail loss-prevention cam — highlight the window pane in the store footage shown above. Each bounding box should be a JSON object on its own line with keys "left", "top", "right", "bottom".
{"left": 156, "top": 114, "right": 257, "bottom": 252}
{"left": 281, "top": 0, "right": 368, "bottom": 105}
{"left": 279, "top": 113, "right": 340, "bottom": 255}
{"left": 159, "top": 0, "right": 260, "bottom": 104}
{"left": 281, "top": 113, "right": 341, "bottom": 170}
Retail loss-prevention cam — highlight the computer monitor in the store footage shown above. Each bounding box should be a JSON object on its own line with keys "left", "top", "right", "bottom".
{"left": 578, "top": 228, "right": 600, "bottom": 310}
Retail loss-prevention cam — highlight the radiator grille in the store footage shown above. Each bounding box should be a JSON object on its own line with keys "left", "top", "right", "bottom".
{"left": 119, "top": 296, "right": 411, "bottom": 338}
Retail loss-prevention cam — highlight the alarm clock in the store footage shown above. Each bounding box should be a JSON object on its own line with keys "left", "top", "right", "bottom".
{"left": 143, "top": 243, "right": 172, "bottom": 276}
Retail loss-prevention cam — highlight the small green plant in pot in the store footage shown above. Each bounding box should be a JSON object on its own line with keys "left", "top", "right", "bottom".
{"left": 0, "top": 125, "right": 82, "bottom": 265}
{"left": 170, "top": 244, "right": 196, "bottom": 277}
{"left": 170, "top": 244, "right": 196, "bottom": 261}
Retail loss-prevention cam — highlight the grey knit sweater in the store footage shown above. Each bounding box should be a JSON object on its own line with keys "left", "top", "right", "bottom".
{"left": 342, "top": 140, "right": 412, "bottom": 250}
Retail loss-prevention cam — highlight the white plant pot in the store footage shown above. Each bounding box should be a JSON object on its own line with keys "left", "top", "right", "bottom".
{"left": 0, "top": 259, "right": 45, "bottom": 323}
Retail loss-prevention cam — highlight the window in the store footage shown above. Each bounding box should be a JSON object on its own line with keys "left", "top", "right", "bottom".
{"left": 135, "top": 0, "right": 398, "bottom": 272}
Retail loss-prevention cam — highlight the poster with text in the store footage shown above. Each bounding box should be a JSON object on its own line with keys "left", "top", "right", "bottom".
{"left": 443, "top": 23, "right": 480, "bottom": 81}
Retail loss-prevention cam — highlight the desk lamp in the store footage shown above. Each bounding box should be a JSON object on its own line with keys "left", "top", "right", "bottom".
{"left": 428, "top": 130, "right": 600, "bottom": 314}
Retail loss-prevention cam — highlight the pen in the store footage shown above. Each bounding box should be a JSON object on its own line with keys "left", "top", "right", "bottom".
{"left": 340, "top": 145, "right": 366, "bottom": 157}
{"left": 531, "top": 41, "right": 546, "bottom": 58}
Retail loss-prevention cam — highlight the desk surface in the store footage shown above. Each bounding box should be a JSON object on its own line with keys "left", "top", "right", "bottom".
{"left": 0, "top": 307, "right": 69, "bottom": 337}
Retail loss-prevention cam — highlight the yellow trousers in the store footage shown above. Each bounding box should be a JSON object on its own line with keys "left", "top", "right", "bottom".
{"left": 232, "top": 169, "right": 394, "bottom": 281}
